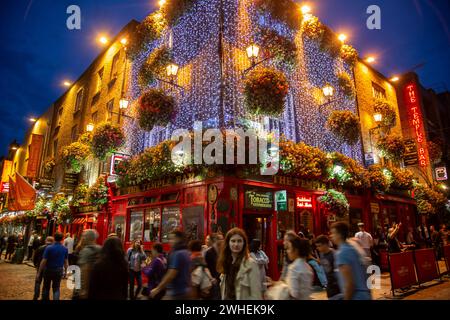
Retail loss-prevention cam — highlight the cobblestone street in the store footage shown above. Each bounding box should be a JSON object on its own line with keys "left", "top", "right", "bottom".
{"left": 0, "top": 259, "right": 449, "bottom": 300}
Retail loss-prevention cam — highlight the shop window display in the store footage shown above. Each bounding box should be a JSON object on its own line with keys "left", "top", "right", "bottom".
{"left": 161, "top": 207, "right": 180, "bottom": 243}
{"left": 129, "top": 210, "right": 144, "bottom": 242}
{"left": 144, "top": 208, "right": 161, "bottom": 242}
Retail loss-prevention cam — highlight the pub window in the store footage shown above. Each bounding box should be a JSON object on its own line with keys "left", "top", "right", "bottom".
{"left": 71, "top": 125, "right": 78, "bottom": 142}
{"left": 107, "top": 99, "right": 114, "bottom": 121}
{"left": 372, "top": 82, "right": 386, "bottom": 99}
{"left": 129, "top": 210, "right": 144, "bottom": 242}
{"left": 57, "top": 107, "right": 63, "bottom": 124}
{"left": 96, "top": 67, "right": 104, "bottom": 93}
{"left": 144, "top": 208, "right": 161, "bottom": 242}
{"left": 161, "top": 192, "right": 179, "bottom": 202}
{"left": 143, "top": 196, "right": 158, "bottom": 204}
{"left": 110, "top": 52, "right": 120, "bottom": 80}
{"left": 161, "top": 206, "right": 180, "bottom": 243}
{"left": 74, "top": 88, "right": 84, "bottom": 112}
{"left": 91, "top": 111, "right": 98, "bottom": 123}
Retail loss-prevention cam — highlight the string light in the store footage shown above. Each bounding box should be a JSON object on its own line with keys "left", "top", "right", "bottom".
{"left": 123, "top": 0, "right": 363, "bottom": 165}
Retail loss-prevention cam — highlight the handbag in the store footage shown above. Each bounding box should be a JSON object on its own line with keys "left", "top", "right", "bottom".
{"left": 265, "top": 282, "right": 290, "bottom": 300}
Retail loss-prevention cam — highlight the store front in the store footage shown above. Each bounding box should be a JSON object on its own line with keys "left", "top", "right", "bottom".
{"left": 69, "top": 204, "right": 107, "bottom": 244}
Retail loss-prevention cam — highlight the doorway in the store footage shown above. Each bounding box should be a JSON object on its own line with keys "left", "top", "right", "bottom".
{"left": 243, "top": 214, "right": 271, "bottom": 253}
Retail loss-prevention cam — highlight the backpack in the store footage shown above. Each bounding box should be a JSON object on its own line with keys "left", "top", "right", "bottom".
{"left": 191, "top": 265, "right": 213, "bottom": 299}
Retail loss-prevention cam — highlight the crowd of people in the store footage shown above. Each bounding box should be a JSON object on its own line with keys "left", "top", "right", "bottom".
{"left": 0, "top": 220, "right": 449, "bottom": 301}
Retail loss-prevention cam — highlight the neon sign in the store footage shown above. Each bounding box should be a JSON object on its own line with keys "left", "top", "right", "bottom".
{"left": 296, "top": 195, "right": 313, "bottom": 208}
{"left": 404, "top": 83, "right": 427, "bottom": 167}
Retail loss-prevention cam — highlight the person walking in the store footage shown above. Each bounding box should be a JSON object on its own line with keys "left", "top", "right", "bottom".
{"left": 330, "top": 222, "right": 371, "bottom": 300}
{"left": 355, "top": 223, "right": 373, "bottom": 261}
{"left": 88, "top": 237, "right": 129, "bottom": 300}
{"left": 27, "top": 232, "right": 37, "bottom": 261}
{"left": 0, "top": 233, "right": 6, "bottom": 259}
{"left": 63, "top": 233, "right": 75, "bottom": 265}
{"left": 5, "top": 233, "right": 17, "bottom": 261}
{"left": 76, "top": 229, "right": 101, "bottom": 299}
{"left": 150, "top": 230, "right": 192, "bottom": 300}
{"left": 315, "top": 235, "right": 341, "bottom": 299}
{"left": 127, "top": 239, "right": 147, "bottom": 300}
{"left": 249, "top": 239, "right": 269, "bottom": 293}
{"left": 204, "top": 233, "right": 224, "bottom": 300}
{"left": 217, "top": 228, "right": 262, "bottom": 300}
{"left": 189, "top": 240, "right": 214, "bottom": 300}
{"left": 142, "top": 242, "right": 167, "bottom": 300}
{"left": 280, "top": 231, "right": 298, "bottom": 281}
{"left": 38, "top": 232, "right": 68, "bottom": 300}
{"left": 33, "top": 236, "right": 54, "bottom": 300}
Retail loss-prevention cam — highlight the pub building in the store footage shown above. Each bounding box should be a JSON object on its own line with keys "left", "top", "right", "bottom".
{"left": 108, "top": 168, "right": 418, "bottom": 278}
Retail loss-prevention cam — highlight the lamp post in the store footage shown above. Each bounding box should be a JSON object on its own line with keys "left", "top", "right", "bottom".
{"left": 318, "top": 84, "right": 337, "bottom": 112}
{"left": 242, "top": 44, "right": 273, "bottom": 75}
{"left": 155, "top": 63, "right": 184, "bottom": 91}
{"left": 369, "top": 112, "right": 387, "bottom": 164}
{"left": 86, "top": 123, "right": 95, "bottom": 132}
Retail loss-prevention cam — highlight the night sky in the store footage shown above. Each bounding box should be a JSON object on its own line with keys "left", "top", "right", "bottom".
{"left": 0, "top": 0, "right": 449, "bottom": 155}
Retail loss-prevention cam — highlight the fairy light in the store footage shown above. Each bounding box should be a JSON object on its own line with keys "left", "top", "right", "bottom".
{"left": 123, "top": 0, "right": 363, "bottom": 165}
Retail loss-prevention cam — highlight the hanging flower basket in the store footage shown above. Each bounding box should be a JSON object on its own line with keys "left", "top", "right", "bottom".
{"left": 138, "top": 89, "right": 175, "bottom": 131}
{"left": 337, "top": 72, "right": 355, "bottom": 99}
{"left": 244, "top": 67, "right": 289, "bottom": 117}
{"left": 319, "top": 189, "right": 349, "bottom": 218}
{"left": 327, "top": 152, "right": 370, "bottom": 189}
{"left": 340, "top": 44, "right": 358, "bottom": 66}
{"left": 319, "top": 26, "right": 341, "bottom": 58}
{"left": 127, "top": 13, "right": 166, "bottom": 60}
{"left": 414, "top": 184, "right": 448, "bottom": 215}
{"left": 257, "top": 27, "right": 298, "bottom": 71}
{"left": 43, "top": 157, "right": 56, "bottom": 174}
{"left": 71, "top": 183, "right": 89, "bottom": 207}
{"left": 60, "top": 142, "right": 91, "bottom": 173}
{"left": 88, "top": 175, "right": 109, "bottom": 206}
{"left": 138, "top": 46, "right": 173, "bottom": 88}
{"left": 301, "top": 16, "right": 324, "bottom": 39}
{"left": 91, "top": 122, "right": 125, "bottom": 160}
{"left": 368, "top": 165, "right": 391, "bottom": 193}
{"left": 326, "top": 110, "right": 360, "bottom": 145}
{"left": 427, "top": 141, "right": 442, "bottom": 164}
{"left": 376, "top": 134, "right": 406, "bottom": 162}
{"left": 162, "top": 0, "right": 197, "bottom": 27}
{"left": 373, "top": 99, "right": 397, "bottom": 128}
{"left": 389, "top": 167, "right": 414, "bottom": 190}
{"left": 51, "top": 194, "right": 72, "bottom": 225}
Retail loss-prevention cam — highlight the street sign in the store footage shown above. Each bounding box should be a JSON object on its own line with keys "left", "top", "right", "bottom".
{"left": 404, "top": 139, "right": 419, "bottom": 166}
{"left": 435, "top": 167, "right": 447, "bottom": 181}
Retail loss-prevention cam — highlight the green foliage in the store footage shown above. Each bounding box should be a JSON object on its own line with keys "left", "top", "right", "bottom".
{"left": 244, "top": 68, "right": 289, "bottom": 117}
{"left": 368, "top": 165, "right": 391, "bottom": 193}
{"left": 128, "top": 13, "right": 166, "bottom": 60}
{"left": 301, "top": 16, "right": 324, "bottom": 39}
{"left": 88, "top": 176, "right": 109, "bottom": 206}
{"left": 60, "top": 142, "right": 91, "bottom": 173}
{"left": 340, "top": 44, "right": 358, "bottom": 67}
{"left": 51, "top": 194, "right": 72, "bottom": 225}
{"left": 414, "top": 184, "right": 448, "bottom": 215}
{"left": 71, "top": 183, "right": 89, "bottom": 207}
{"left": 327, "top": 152, "right": 370, "bottom": 189}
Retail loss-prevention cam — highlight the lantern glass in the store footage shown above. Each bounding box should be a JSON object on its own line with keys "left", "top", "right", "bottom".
{"left": 119, "top": 98, "right": 129, "bottom": 110}
{"left": 246, "top": 44, "right": 260, "bottom": 59}
{"left": 322, "top": 84, "right": 334, "bottom": 98}
{"left": 86, "top": 123, "right": 94, "bottom": 132}
{"left": 166, "top": 64, "right": 179, "bottom": 77}
{"left": 374, "top": 113, "right": 383, "bottom": 123}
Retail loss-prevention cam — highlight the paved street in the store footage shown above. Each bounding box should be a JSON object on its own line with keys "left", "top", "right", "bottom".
{"left": 0, "top": 259, "right": 449, "bottom": 300}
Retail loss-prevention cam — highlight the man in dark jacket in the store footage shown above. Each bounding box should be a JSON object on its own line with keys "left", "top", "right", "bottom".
{"left": 33, "top": 237, "right": 54, "bottom": 300}
{"left": 204, "top": 233, "right": 224, "bottom": 300}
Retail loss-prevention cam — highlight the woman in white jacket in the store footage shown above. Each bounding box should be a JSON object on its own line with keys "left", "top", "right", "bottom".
{"left": 269, "top": 234, "right": 313, "bottom": 300}
{"left": 249, "top": 239, "right": 269, "bottom": 292}
{"left": 218, "top": 228, "right": 262, "bottom": 300}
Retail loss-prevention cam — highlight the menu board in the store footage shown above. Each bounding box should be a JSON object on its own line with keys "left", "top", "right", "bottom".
{"left": 161, "top": 207, "right": 180, "bottom": 243}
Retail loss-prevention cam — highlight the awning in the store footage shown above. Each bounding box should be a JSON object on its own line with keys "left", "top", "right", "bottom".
{"left": 72, "top": 218, "right": 87, "bottom": 224}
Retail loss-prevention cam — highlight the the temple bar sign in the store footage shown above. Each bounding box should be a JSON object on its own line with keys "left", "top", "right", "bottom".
{"left": 245, "top": 189, "right": 273, "bottom": 209}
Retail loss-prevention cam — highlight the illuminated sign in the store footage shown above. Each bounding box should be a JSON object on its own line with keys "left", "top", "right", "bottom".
{"left": 435, "top": 167, "right": 448, "bottom": 181}
{"left": 245, "top": 189, "right": 273, "bottom": 209}
{"left": 0, "top": 182, "right": 9, "bottom": 193}
{"left": 110, "top": 153, "right": 129, "bottom": 175}
{"left": 296, "top": 194, "right": 313, "bottom": 208}
{"left": 404, "top": 83, "right": 427, "bottom": 167}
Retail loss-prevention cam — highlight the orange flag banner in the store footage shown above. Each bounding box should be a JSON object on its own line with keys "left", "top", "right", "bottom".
{"left": 8, "top": 173, "right": 36, "bottom": 211}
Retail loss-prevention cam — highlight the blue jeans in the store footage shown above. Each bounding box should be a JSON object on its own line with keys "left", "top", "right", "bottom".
{"left": 129, "top": 270, "right": 142, "bottom": 300}
{"left": 42, "top": 269, "right": 63, "bottom": 300}
{"left": 33, "top": 272, "right": 43, "bottom": 300}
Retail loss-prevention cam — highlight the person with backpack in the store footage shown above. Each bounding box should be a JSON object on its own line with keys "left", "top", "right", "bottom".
{"left": 76, "top": 229, "right": 101, "bottom": 299}
{"left": 127, "top": 239, "right": 147, "bottom": 300}
{"left": 189, "top": 240, "right": 214, "bottom": 300}
{"left": 142, "top": 242, "right": 167, "bottom": 300}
